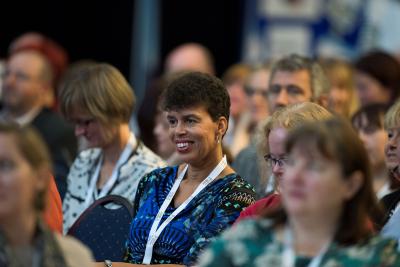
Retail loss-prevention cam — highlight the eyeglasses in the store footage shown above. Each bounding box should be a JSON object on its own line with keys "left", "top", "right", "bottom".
{"left": 268, "top": 84, "right": 305, "bottom": 97}
{"left": 2, "top": 69, "right": 38, "bottom": 83}
{"left": 244, "top": 86, "right": 269, "bottom": 98}
{"left": 263, "top": 154, "right": 288, "bottom": 167}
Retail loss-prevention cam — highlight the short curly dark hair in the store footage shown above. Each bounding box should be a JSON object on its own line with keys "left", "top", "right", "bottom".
{"left": 161, "top": 72, "right": 230, "bottom": 121}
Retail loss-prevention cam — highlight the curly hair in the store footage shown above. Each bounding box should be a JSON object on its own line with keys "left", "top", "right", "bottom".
{"left": 161, "top": 71, "right": 230, "bottom": 122}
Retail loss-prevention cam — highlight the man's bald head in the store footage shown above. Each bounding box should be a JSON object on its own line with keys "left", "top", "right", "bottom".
{"left": 164, "top": 43, "right": 215, "bottom": 75}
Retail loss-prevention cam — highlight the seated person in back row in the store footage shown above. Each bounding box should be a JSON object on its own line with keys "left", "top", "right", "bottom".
{"left": 199, "top": 118, "right": 400, "bottom": 267}
{"left": 236, "top": 102, "right": 332, "bottom": 222}
{"left": 59, "top": 63, "right": 165, "bottom": 234}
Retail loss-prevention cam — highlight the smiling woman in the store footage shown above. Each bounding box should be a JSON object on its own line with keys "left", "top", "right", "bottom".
{"left": 98, "top": 72, "right": 256, "bottom": 267}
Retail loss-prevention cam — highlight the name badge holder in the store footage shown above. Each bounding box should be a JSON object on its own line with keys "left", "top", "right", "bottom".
{"left": 142, "top": 155, "right": 227, "bottom": 264}
{"left": 84, "top": 132, "right": 137, "bottom": 209}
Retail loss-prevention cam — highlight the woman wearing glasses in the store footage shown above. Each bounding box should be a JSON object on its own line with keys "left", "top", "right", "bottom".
{"left": 199, "top": 118, "right": 400, "bottom": 266}
{"left": 236, "top": 102, "right": 331, "bottom": 222}
{"left": 59, "top": 63, "right": 165, "bottom": 234}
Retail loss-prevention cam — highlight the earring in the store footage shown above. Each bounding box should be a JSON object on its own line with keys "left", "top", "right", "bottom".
{"left": 217, "top": 136, "right": 220, "bottom": 144}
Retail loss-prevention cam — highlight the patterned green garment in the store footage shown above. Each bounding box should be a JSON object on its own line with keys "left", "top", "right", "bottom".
{"left": 198, "top": 219, "right": 400, "bottom": 267}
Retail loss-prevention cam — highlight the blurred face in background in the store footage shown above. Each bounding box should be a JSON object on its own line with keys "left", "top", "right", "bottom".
{"left": 268, "top": 69, "right": 313, "bottom": 113}
{"left": 245, "top": 69, "right": 270, "bottom": 124}
{"left": 328, "top": 84, "right": 350, "bottom": 116}
{"left": 2, "top": 51, "right": 46, "bottom": 114}
{"left": 153, "top": 112, "right": 176, "bottom": 160}
{"left": 0, "top": 133, "right": 46, "bottom": 221}
{"left": 226, "top": 81, "right": 248, "bottom": 121}
{"left": 353, "top": 113, "right": 387, "bottom": 171}
{"left": 355, "top": 71, "right": 391, "bottom": 107}
{"left": 320, "top": 59, "right": 356, "bottom": 118}
{"left": 282, "top": 143, "right": 354, "bottom": 218}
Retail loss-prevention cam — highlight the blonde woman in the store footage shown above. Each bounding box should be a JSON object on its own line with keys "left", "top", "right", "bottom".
{"left": 60, "top": 63, "right": 165, "bottom": 233}
{"left": 237, "top": 102, "right": 332, "bottom": 219}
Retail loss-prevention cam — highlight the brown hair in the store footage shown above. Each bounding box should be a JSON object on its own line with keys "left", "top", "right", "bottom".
{"left": 354, "top": 50, "right": 400, "bottom": 105}
{"left": 265, "top": 118, "right": 382, "bottom": 245}
{"left": 59, "top": 63, "right": 135, "bottom": 125}
{"left": 352, "top": 103, "right": 388, "bottom": 131}
{"left": 0, "top": 123, "right": 51, "bottom": 211}
{"left": 255, "top": 102, "right": 332, "bottom": 183}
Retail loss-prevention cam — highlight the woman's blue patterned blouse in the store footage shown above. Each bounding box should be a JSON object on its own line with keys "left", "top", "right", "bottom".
{"left": 124, "top": 166, "right": 256, "bottom": 266}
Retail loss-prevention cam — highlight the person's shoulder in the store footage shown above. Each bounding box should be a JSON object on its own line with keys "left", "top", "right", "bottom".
{"left": 224, "top": 173, "right": 256, "bottom": 196}
{"left": 132, "top": 141, "right": 166, "bottom": 167}
{"left": 222, "top": 218, "right": 275, "bottom": 242}
{"left": 255, "top": 194, "right": 281, "bottom": 209}
{"left": 361, "top": 235, "right": 399, "bottom": 253}
{"left": 335, "top": 235, "right": 400, "bottom": 265}
{"left": 138, "top": 165, "right": 177, "bottom": 186}
{"left": 54, "top": 234, "right": 94, "bottom": 267}
{"left": 215, "top": 174, "right": 256, "bottom": 210}
{"left": 381, "top": 188, "right": 400, "bottom": 210}
{"left": 73, "top": 148, "right": 101, "bottom": 166}
{"left": 134, "top": 165, "right": 178, "bottom": 205}
{"left": 67, "top": 148, "right": 101, "bottom": 177}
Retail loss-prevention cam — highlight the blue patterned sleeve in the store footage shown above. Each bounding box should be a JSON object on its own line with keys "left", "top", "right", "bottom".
{"left": 123, "top": 167, "right": 168, "bottom": 262}
{"left": 131, "top": 167, "right": 168, "bottom": 216}
{"left": 183, "top": 178, "right": 256, "bottom": 265}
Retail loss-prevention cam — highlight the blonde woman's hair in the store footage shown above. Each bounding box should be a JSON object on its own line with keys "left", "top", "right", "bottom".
{"left": 255, "top": 102, "right": 332, "bottom": 186}
{"left": 319, "top": 57, "right": 359, "bottom": 118}
{"left": 384, "top": 99, "right": 400, "bottom": 129}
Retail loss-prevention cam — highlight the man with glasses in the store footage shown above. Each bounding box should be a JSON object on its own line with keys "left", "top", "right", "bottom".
{"left": 0, "top": 50, "right": 76, "bottom": 199}
{"left": 235, "top": 102, "right": 332, "bottom": 222}
{"left": 233, "top": 54, "right": 330, "bottom": 197}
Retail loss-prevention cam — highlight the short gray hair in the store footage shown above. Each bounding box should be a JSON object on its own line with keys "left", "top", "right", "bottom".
{"left": 269, "top": 54, "right": 330, "bottom": 100}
